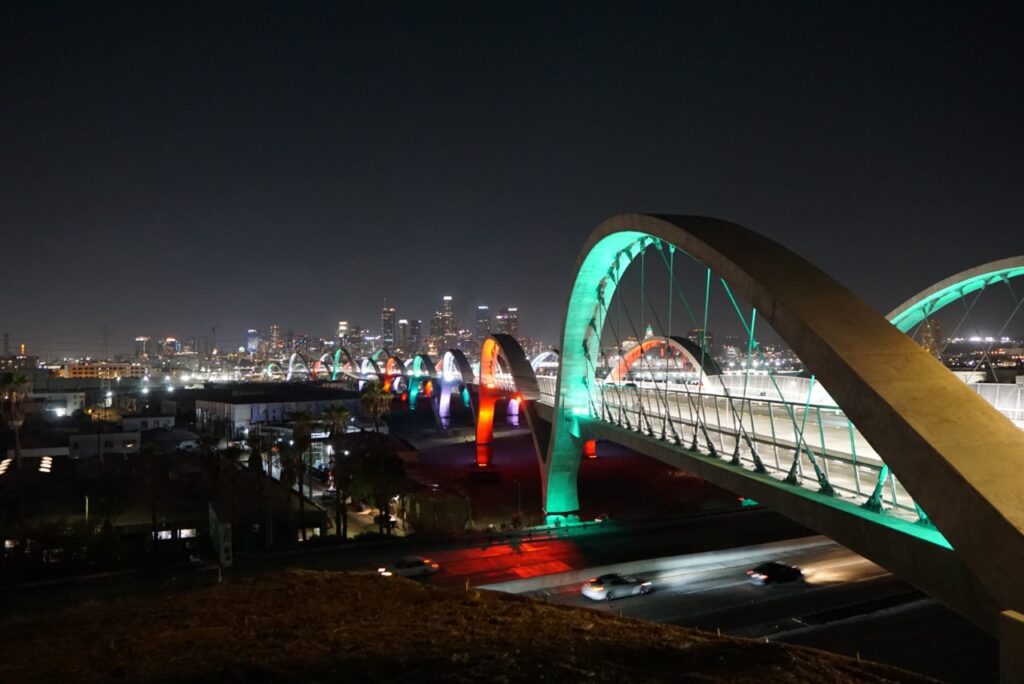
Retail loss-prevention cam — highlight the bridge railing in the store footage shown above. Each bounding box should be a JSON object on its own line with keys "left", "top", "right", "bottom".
{"left": 592, "top": 384, "right": 918, "bottom": 520}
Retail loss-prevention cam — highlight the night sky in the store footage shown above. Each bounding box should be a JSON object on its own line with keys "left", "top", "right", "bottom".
{"left": 3, "top": 2, "right": 1022, "bottom": 357}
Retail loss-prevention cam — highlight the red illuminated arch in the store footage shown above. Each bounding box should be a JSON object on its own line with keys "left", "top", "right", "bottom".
{"left": 607, "top": 335, "right": 721, "bottom": 384}
{"left": 475, "top": 334, "right": 539, "bottom": 467}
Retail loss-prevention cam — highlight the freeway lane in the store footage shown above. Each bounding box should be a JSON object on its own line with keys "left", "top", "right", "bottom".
{"left": 529, "top": 539, "right": 996, "bottom": 682}
{"left": 543, "top": 538, "right": 900, "bottom": 633}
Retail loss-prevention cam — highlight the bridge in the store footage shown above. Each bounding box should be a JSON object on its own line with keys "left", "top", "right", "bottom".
{"left": 470, "top": 216, "right": 1024, "bottom": 662}
{"left": 260, "top": 216, "right": 1024, "bottom": 657}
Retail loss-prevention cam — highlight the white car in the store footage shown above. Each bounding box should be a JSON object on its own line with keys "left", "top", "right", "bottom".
{"left": 581, "top": 573, "right": 652, "bottom": 601}
{"left": 378, "top": 556, "right": 440, "bottom": 577}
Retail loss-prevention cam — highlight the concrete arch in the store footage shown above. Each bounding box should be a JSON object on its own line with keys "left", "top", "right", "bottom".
{"left": 887, "top": 255, "right": 1024, "bottom": 333}
{"left": 438, "top": 349, "right": 475, "bottom": 417}
{"left": 547, "top": 213, "right": 1024, "bottom": 631}
{"left": 359, "top": 357, "right": 382, "bottom": 377}
{"left": 531, "top": 350, "right": 560, "bottom": 372}
{"left": 265, "top": 361, "right": 286, "bottom": 380}
{"left": 321, "top": 347, "right": 360, "bottom": 381}
{"left": 287, "top": 352, "right": 312, "bottom": 382}
{"left": 475, "top": 334, "right": 544, "bottom": 467}
{"left": 408, "top": 353, "right": 436, "bottom": 377}
{"left": 407, "top": 353, "right": 437, "bottom": 409}
{"left": 606, "top": 335, "right": 721, "bottom": 384}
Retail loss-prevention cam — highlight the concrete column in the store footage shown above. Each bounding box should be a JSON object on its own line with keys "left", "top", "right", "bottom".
{"left": 1000, "top": 610, "right": 1024, "bottom": 684}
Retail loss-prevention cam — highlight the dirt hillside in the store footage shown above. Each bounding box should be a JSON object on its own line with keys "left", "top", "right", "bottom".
{"left": 0, "top": 569, "right": 936, "bottom": 683}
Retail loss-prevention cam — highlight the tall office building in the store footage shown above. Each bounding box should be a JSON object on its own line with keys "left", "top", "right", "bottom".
{"left": 429, "top": 312, "right": 445, "bottom": 353}
{"left": 441, "top": 295, "right": 456, "bottom": 334}
{"left": 408, "top": 319, "right": 422, "bottom": 353}
{"left": 397, "top": 319, "right": 410, "bottom": 354}
{"left": 496, "top": 307, "right": 519, "bottom": 337}
{"left": 474, "top": 306, "right": 491, "bottom": 347}
{"left": 381, "top": 301, "right": 397, "bottom": 348}
{"left": 269, "top": 324, "right": 282, "bottom": 351}
{"left": 920, "top": 318, "right": 943, "bottom": 358}
{"left": 246, "top": 329, "right": 259, "bottom": 354}
{"left": 134, "top": 336, "right": 150, "bottom": 360}
{"left": 336, "top": 321, "right": 349, "bottom": 339}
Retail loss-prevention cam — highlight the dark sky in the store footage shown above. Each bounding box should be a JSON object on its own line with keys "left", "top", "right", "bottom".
{"left": 2, "top": 1, "right": 1022, "bottom": 357}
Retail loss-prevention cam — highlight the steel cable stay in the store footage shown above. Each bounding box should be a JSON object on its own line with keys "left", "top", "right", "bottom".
{"left": 618, "top": 291, "right": 681, "bottom": 442}
{"left": 599, "top": 238, "right": 700, "bottom": 443}
{"left": 938, "top": 287, "right": 987, "bottom": 357}
{"left": 636, "top": 259, "right": 749, "bottom": 452}
{"left": 962, "top": 278, "right": 1024, "bottom": 383}
{"left": 712, "top": 278, "right": 768, "bottom": 472}
{"left": 627, "top": 240, "right": 722, "bottom": 446}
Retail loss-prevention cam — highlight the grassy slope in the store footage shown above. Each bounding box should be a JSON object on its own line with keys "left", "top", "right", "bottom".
{"left": 0, "top": 570, "right": 935, "bottom": 683}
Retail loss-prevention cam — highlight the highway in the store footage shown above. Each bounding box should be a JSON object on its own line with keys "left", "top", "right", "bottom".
{"left": 536, "top": 537, "right": 898, "bottom": 633}
{"left": 482, "top": 535, "right": 994, "bottom": 682}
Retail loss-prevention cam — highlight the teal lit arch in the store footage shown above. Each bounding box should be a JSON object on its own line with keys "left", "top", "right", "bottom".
{"left": 887, "top": 256, "right": 1024, "bottom": 333}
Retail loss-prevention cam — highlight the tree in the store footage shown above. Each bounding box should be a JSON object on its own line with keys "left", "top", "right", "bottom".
{"left": 290, "top": 410, "right": 313, "bottom": 541}
{"left": 321, "top": 405, "right": 352, "bottom": 540}
{"left": 246, "top": 427, "right": 273, "bottom": 549}
{"left": 360, "top": 382, "right": 391, "bottom": 433}
{"left": 0, "top": 372, "right": 29, "bottom": 471}
{"left": 320, "top": 404, "right": 351, "bottom": 439}
{"left": 350, "top": 444, "right": 407, "bottom": 535}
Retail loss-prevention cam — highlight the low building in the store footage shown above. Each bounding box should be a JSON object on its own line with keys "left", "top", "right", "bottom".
{"left": 69, "top": 430, "right": 141, "bottom": 459}
{"left": 121, "top": 414, "right": 175, "bottom": 432}
{"left": 189, "top": 383, "right": 360, "bottom": 439}
{"left": 30, "top": 391, "right": 86, "bottom": 418}
{"left": 59, "top": 362, "right": 147, "bottom": 380}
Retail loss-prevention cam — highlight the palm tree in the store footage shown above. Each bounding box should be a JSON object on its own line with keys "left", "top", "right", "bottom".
{"left": 320, "top": 404, "right": 351, "bottom": 439}
{"left": 0, "top": 372, "right": 29, "bottom": 471}
{"left": 360, "top": 382, "right": 391, "bottom": 433}
{"left": 290, "top": 410, "right": 313, "bottom": 541}
{"left": 321, "top": 405, "right": 352, "bottom": 540}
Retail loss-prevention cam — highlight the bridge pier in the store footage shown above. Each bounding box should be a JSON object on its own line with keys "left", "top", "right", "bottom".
{"left": 1000, "top": 611, "right": 1024, "bottom": 684}
{"left": 475, "top": 443, "right": 492, "bottom": 467}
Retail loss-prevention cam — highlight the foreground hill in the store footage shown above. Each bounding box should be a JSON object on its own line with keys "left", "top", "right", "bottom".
{"left": 0, "top": 569, "right": 933, "bottom": 683}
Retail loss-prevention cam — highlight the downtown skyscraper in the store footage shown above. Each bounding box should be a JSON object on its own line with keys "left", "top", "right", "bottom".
{"left": 381, "top": 301, "right": 397, "bottom": 348}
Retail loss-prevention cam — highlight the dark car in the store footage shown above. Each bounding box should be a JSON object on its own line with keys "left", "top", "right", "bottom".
{"left": 746, "top": 561, "right": 802, "bottom": 585}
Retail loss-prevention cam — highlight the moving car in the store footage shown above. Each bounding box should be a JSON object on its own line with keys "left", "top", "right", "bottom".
{"left": 581, "top": 573, "right": 652, "bottom": 601}
{"left": 378, "top": 556, "right": 440, "bottom": 578}
{"left": 746, "top": 561, "right": 802, "bottom": 585}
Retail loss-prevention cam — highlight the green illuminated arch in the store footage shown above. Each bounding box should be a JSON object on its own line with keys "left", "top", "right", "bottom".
{"left": 545, "top": 214, "right": 1024, "bottom": 630}
{"left": 887, "top": 256, "right": 1024, "bottom": 332}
